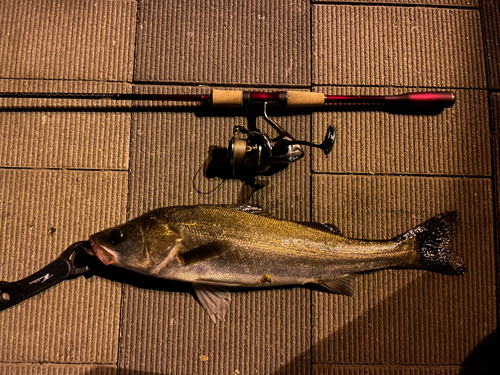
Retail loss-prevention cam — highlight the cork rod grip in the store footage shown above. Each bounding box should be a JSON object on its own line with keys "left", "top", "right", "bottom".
{"left": 286, "top": 91, "right": 325, "bottom": 107}
{"left": 211, "top": 90, "right": 244, "bottom": 106}
{"left": 211, "top": 89, "right": 326, "bottom": 107}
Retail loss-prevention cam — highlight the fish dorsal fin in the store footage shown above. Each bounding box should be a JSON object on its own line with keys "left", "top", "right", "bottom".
{"left": 178, "top": 241, "right": 230, "bottom": 266}
{"left": 221, "top": 205, "right": 273, "bottom": 217}
{"left": 296, "top": 221, "right": 342, "bottom": 236}
{"left": 192, "top": 283, "right": 231, "bottom": 323}
{"left": 318, "top": 274, "right": 357, "bottom": 296}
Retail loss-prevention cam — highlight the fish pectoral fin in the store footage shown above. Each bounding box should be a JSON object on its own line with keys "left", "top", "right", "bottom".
{"left": 178, "top": 240, "right": 231, "bottom": 266}
{"left": 318, "top": 274, "right": 357, "bottom": 296}
{"left": 295, "top": 221, "right": 342, "bottom": 236}
{"left": 222, "top": 204, "right": 273, "bottom": 217}
{"left": 192, "top": 283, "right": 231, "bottom": 323}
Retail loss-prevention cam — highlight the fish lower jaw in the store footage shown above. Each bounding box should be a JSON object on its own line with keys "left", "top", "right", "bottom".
{"left": 89, "top": 237, "right": 117, "bottom": 266}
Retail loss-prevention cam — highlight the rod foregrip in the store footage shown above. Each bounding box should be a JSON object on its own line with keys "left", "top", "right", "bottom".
{"left": 385, "top": 92, "right": 456, "bottom": 109}
{"left": 286, "top": 91, "right": 325, "bottom": 107}
{"left": 211, "top": 90, "right": 244, "bottom": 106}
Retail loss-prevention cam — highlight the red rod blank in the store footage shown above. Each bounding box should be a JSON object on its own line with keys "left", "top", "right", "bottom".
{"left": 0, "top": 91, "right": 455, "bottom": 109}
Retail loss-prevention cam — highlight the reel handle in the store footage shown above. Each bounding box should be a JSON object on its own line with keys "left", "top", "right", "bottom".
{"left": 289, "top": 126, "right": 336, "bottom": 155}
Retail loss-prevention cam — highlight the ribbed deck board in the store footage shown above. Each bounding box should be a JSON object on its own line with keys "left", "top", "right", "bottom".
{"left": 0, "top": 1, "right": 497, "bottom": 374}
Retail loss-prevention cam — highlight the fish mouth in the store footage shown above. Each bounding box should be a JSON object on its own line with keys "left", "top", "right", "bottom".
{"left": 89, "top": 236, "right": 117, "bottom": 266}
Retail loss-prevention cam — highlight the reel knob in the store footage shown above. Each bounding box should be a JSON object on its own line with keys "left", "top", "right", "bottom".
{"left": 321, "top": 125, "right": 336, "bottom": 155}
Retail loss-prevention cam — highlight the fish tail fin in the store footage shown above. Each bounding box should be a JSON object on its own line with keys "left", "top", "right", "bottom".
{"left": 401, "top": 211, "right": 466, "bottom": 275}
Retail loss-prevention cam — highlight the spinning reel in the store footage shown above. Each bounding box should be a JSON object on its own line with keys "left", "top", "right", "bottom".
{"left": 228, "top": 103, "right": 335, "bottom": 176}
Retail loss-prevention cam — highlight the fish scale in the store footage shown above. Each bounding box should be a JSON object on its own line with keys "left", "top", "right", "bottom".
{"left": 89, "top": 205, "right": 465, "bottom": 322}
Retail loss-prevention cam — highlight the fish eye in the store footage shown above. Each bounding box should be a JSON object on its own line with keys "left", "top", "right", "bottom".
{"left": 108, "top": 229, "right": 123, "bottom": 245}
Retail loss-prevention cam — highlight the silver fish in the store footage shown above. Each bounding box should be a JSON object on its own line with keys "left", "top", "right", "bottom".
{"left": 89, "top": 205, "right": 465, "bottom": 322}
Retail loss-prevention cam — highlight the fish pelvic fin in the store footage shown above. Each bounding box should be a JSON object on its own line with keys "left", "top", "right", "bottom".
{"left": 401, "top": 211, "right": 466, "bottom": 275}
{"left": 192, "top": 283, "right": 231, "bottom": 323}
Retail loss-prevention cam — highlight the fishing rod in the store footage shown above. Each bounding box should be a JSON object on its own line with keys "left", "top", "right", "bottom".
{"left": 0, "top": 89, "right": 455, "bottom": 176}
{"left": 0, "top": 89, "right": 455, "bottom": 109}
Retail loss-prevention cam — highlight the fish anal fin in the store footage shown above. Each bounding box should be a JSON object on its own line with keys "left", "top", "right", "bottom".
{"left": 296, "top": 221, "right": 342, "bottom": 236}
{"left": 318, "top": 274, "right": 357, "bottom": 296}
{"left": 192, "top": 283, "right": 231, "bottom": 323}
{"left": 178, "top": 241, "right": 230, "bottom": 266}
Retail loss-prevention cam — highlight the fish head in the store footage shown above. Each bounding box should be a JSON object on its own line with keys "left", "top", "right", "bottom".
{"left": 89, "top": 220, "right": 144, "bottom": 267}
{"left": 89, "top": 213, "right": 179, "bottom": 269}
